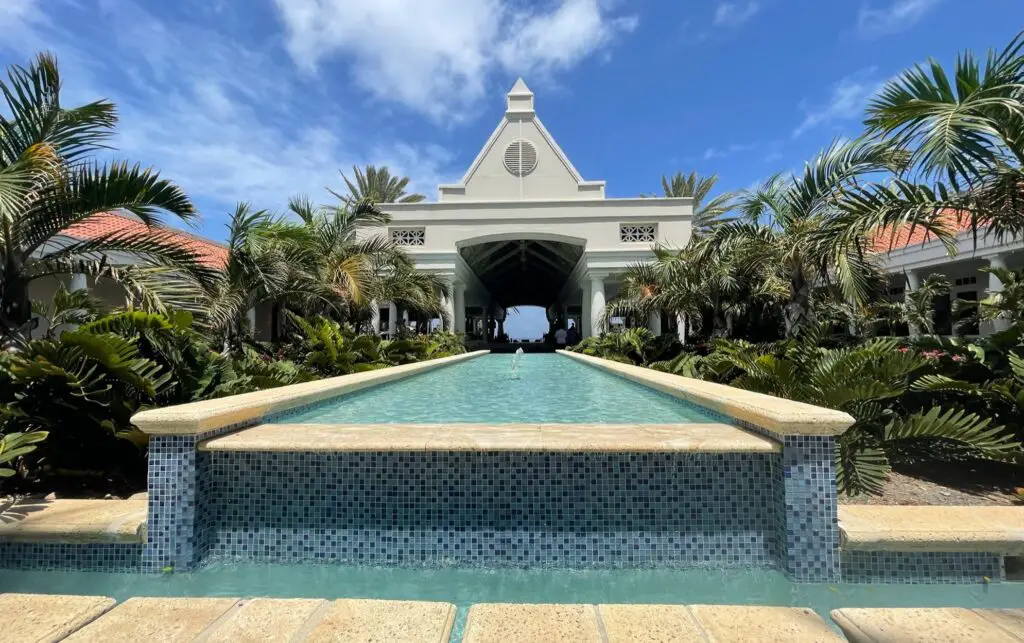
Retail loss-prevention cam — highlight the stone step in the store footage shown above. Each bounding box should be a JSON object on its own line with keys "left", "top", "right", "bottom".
{"left": 0, "top": 494, "right": 147, "bottom": 544}
{"left": 463, "top": 603, "right": 842, "bottom": 642}
{"left": 831, "top": 607, "right": 1024, "bottom": 642}
{"left": 57, "top": 596, "right": 456, "bottom": 642}
{"left": 839, "top": 505, "right": 1024, "bottom": 554}
{"left": 0, "top": 593, "right": 115, "bottom": 642}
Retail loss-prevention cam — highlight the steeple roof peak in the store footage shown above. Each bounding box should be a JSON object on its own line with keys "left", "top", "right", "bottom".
{"left": 506, "top": 78, "right": 534, "bottom": 114}
{"left": 507, "top": 77, "right": 532, "bottom": 96}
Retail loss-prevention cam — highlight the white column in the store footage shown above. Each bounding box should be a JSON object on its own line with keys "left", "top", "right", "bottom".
{"left": 648, "top": 310, "right": 662, "bottom": 336}
{"left": 986, "top": 254, "right": 1009, "bottom": 334}
{"left": 676, "top": 313, "right": 687, "bottom": 344}
{"left": 68, "top": 273, "right": 87, "bottom": 292}
{"left": 443, "top": 292, "right": 456, "bottom": 332}
{"left": 369, "top": 300, "right": 380, "bottom": 335}
{"left": 245, "top": 307, "right": 256, "bottom": 335}
{"left": 454, "top": 282, "right": 466, "bottom": 335}
{"left": 590, "top": 276, "right": 606, "bottom": 336}
{"left": 387, "top": 302, "right": 398, "bottom": 338}
{"left": 581, "top": 282, "right": 592, "bottom": 337}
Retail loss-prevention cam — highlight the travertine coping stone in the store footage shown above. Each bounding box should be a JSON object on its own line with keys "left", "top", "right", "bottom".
{"left": 597, "top": 604, "right": 707, "bottom": 642}
{"left": 302, "top": 599, "right": 456, "bottom": 643}
{"left": 0, "top": 493, "right": 147, "bottom": 544}
{"left": 463, "top": 604, "right": 603, "bottom": 642}
{"left": 831, "top": 607, "right": 1024, "bottom": 642}
{"left": 0, "top": 593, "right": 115, "bottom": 643}
{"left": 205, "top": 598, "right": 327, "bottom": 643}
{"left": 465, "top": 603, "right": 839, "bottom": 642}
{"left": 198, "top": 422, "right": 781, "bottom": 453}
{"left": 839, "top": 505, "right": 1024, "bottom": 554}
{"left": 63, "top": 597, "right": 240, "bottom": 642}
{"left": 558, "top": 350, "right": 855, "bottom": 436}
{"left": 688, "top": 605, "right": 843, "bottom": 642}
{"left": 131, "top": 351, "right": 488, "bottom": 436}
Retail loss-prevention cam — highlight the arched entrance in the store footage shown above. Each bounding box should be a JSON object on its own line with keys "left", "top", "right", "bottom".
{"left": 457, "top": 234, "right": 585, "bottom": 349}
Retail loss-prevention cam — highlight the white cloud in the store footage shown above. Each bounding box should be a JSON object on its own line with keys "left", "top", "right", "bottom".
{"left": 857, "top": 0, "right": 940, "bottom": 38}
{"left": 271, "top": 0, "right": 637, "bottom": 120}
{"left": 0, "top": 0, "right": 455, "bottom": 236}
{"left": 792, "top": 69, "right": 882, "bottom": 138}
{"left": 712, "top": 2, "right": 760, "bottom": 27}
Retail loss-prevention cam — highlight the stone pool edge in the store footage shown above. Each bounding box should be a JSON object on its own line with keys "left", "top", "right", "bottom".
{"left": 131, "top": 350, "right": 489, "bottom": 436}
{"left": 556, "top": 349, "right": 855, "bottom": 437}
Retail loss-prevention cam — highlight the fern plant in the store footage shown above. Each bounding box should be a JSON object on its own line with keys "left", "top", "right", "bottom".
{"left": 708, "top": 328, "right": 1021, "bottom": 494}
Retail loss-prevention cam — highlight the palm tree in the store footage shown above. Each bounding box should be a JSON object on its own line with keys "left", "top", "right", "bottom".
{"left": 840, "top": 31, "right": 1024, "bottom": 245}
{"left": 336, "top": 165, "right": 425, "bottom": 205}
{"left": 659, "top": 171, "right": 734, "bottom": 231}
{"left": 0, "top": 53, "right": 210, "bottom": 338}
{"left": 193, "top": 204, "right": 307, "bottom": 352}
{"left": 278, "top": 196, "right": 395, "bottom": 309}
{"left": 699, "top": 139, "right": 899, "bottom": 337}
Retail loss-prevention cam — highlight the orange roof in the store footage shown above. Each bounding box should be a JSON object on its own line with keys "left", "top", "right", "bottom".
{"left": 870, "top": 209, "right": 976, "bottom": 252}
{"left": 62, "top": 212, "right": 228, "bottom": 269}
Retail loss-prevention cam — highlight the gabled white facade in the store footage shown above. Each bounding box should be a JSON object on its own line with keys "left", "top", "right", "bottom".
{"left": 366, "top": 79, "right": 694, "bottom": 341}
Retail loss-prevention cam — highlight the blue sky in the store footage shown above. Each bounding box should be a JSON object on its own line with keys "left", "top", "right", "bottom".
{"left": 2, "top": 0, "right": 1021, "bottom": 337}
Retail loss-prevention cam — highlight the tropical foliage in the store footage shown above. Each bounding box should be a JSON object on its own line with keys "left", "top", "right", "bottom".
{"left": 337, "top": 165, "right": 426, "bottom": 205}
{"left": 0, "top": 53, "right": 213, "bottom": 337}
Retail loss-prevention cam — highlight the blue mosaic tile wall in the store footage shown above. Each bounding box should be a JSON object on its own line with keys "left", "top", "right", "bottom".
{"left": 841, "top": 551, "right": 1005, "bottom": 584}
{"left": 737, "top": 420, "right": 840, "bottom": 583}
{"left": 204, "top": 451, "right": 778, "bottom": 568}
{"left": 0, "top": 542, "right": 142, "bottom": 572}
{"left": 142, "top": 425, "right": 242, "bottom": 572}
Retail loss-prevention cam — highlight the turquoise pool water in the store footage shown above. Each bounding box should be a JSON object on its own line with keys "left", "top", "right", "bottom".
{"left": 3, "top": 566, "right": 1021, "bottom": 636}
{"left": 274, "top": 353, "right": 719, "bottom": 424}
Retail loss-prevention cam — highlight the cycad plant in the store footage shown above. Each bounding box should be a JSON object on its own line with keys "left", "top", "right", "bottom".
{"left": 0, "top": 53, "right": 211, "bottom": 338}
{"left": 706, "top": 327, "right": 1020, "bottom": 494}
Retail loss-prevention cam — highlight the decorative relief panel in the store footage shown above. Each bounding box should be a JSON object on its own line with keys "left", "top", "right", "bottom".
{"left": 619, "top": 224, "right": 657, "bottom": 243}
{"left": 390, "top": 228, "right": 426, "bottom": 246}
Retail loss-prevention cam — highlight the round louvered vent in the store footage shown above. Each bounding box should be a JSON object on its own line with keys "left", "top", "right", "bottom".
{"left": 503, "top": 139, "right": 538, "bottom": 177}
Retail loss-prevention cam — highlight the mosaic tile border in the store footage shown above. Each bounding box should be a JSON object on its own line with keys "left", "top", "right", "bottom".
{"left": 0, "top": 542, "right": 142, "bottom": 572}
{"left": 204, "top": 450, "right": 779, "bottom": 569}
{"left": 841, "top": 551, "right": 1005, "bottom": 584}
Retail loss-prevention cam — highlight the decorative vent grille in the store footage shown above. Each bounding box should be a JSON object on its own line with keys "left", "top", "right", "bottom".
{"left": 503, "top": 139, "right": 538, "bottom": 177}
{"left": 619, "top": 224, "right": 657, "bottom": 243}
{"left": 390, "top": 227, "right": 425, "bottom": 246}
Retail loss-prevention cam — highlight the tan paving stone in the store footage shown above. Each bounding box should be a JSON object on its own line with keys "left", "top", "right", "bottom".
{"left": 690, "top": 605, "right": 841, "bottom": 642}
{"left": 975, "top": 609, "right": 1024, "bottom": 638}
{"left": 463, "top": 603, "right": 602, "bottom": 643}
{"left": 831, "top": 607, "right": 1020, "bottom": 643}
{"left": 63, "top": 597, "right": 239, "bottom": 642}
{"left": 598, "top": 604, "right": 706, "bottom": 642}
{"left": 0, "top": 495, "right": 147, "bottom": 543}
{"left": 839, "top": 505, "right": 1024, "bottom": 554}
{"left": 206, "top": 598, "right": 326, "bottom": 643}
{"left": 302, "top": 599, "right": 455, "bottom": 643}
{"left": 0, "top": 593, "right": 114, "bottom": 643}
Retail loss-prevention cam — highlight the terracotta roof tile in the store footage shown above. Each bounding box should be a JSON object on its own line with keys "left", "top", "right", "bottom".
{"left": 61, "top": 212, "right": 228, "bottom": 269}
{"left": 870, "top": 209, "right": 977, "bottom": 252}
